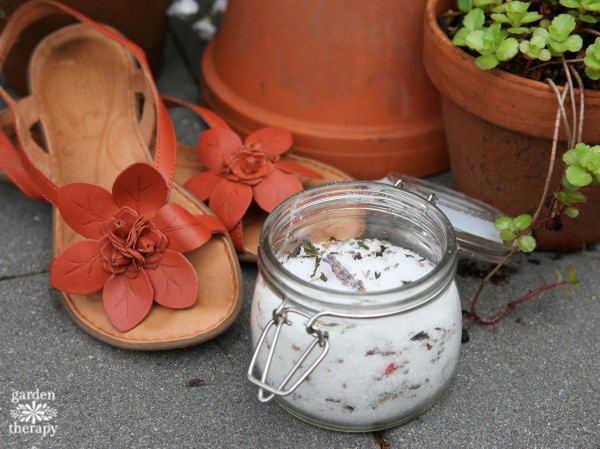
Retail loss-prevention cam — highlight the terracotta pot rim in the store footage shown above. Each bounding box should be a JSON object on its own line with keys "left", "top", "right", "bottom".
{"left": 423, "top": 0, "right": 600, "bottom": 141}
{"left": 202, "top": 43, "right": 444, "bottom": 141}
{"left": 424, "top": 0, "right": 600, "bottom": 98}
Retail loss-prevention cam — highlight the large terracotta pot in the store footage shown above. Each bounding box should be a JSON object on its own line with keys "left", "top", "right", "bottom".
{"left": 0, "top": 0, "right": 171, "bottom": 94}
{"left": 423, "top": 0, "right": 600, "bottom": 250}
{"left": 200, "top": 0, "right": 448, "bottom": 180}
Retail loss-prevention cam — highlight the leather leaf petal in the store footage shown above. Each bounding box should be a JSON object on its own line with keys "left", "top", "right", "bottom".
{"left": 112, "top": 163, "right": 169, "bottom": 216}
{"left": 102, "top": 269, "right": 154, "bottom": 332}
{"left": 152, "top": 203, "right": 212, "bottom": 252}
{"left": 57, "top": 183, "right": 119, "bottom": 238}
{"left": 184, "top": 170, "right": 223, "bottom": 201}
{"left": 146, "top": 250, "right": 198, "bottom": 309}
{"left": 198, "top": 127, "right": 242, "bottom": 171}
{"left": 253, "top": 168, "right": 303, "bottom": 213}
{"left": 245, "top": 127, "right": 292, "bottom": 157}
{"left": 275, "top": 160, "right": 323, "bottom": 179}
{"left": 208, "top": 178, "right": 253, "bottom": 230}
{"left": 51, "top": 239, "right": 109, "bottom": 294}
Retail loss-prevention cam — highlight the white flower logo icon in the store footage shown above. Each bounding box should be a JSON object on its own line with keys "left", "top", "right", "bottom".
{"left": 10, "top": 401, "right": 57, "bottom": 424}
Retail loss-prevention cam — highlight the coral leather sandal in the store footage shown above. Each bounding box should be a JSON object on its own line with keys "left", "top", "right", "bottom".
{"left": 0, "top": 1, "right": 242, "bottom": 349}
{"left": 162, "top": 97, "right": 355, "bottom": 262}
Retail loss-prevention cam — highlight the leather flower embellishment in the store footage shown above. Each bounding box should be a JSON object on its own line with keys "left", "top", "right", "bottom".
{"left": 184, "top": 127, "right": 322, "bottom": 230}
{"left": 50, "top": 163, "right": 212, "bottom": 332}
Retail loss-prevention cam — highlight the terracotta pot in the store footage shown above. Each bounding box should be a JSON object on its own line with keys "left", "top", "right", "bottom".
{"left": 423, "top": 0, "right": 600, "bottom": 250}
{"left": 0, "top": 0, "right": 171, "bottom": 94}
{"left": 200, "top": 0, "right": 448, "bottom": 180}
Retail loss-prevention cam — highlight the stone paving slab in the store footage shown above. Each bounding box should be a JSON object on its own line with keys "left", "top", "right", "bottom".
{"left": 0, "top": 27, "right": 598, "bottom": 449}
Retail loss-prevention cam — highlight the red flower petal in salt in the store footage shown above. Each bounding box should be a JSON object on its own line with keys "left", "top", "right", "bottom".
{"left": 102, "top": 269, "right": 154, "bottom": 332}
{"left": 209, "top": 178, "right": 253, "bottom": 230}
{"left": 245, "top": 127, "right": 292, "bottom": 157}
{"left": 112, "top": 163, "right": 169, "bottom": 216}
{"left": 198, "top": 127, "right": 242, "bottom": 171}
{"left": 57, "top": 183, "right": 118, "bottom": 239}
{"left": 51, "top": 239, "right": 109, "bottom": 294}
{"left": 184, "top": 170, "right": 222, "bottom": 201}
{"left": 275, "top": 160, "right": 324, "bottom": 179}
{"left": 146, "top": 250, "right": 198, "bottom": 309}
{"left": 152, "top": 203, "right": 212, "bottom": 253}
{"left": 253, "top": 168, "right": 303, "bottom": 213}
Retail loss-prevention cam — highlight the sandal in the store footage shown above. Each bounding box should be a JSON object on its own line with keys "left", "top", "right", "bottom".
{"left": 162, "top": 97, "right": 355, "bottom": 262}
{"left": 0, "top": 0, "right": 242, "bottom": 349}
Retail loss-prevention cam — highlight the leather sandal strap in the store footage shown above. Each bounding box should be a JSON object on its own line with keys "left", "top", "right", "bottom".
{"left": 164, "top": 96, "right": 250, "bottom": 254}
{"left": 0, "top": 0, "right": 178, "bottom": 203}
{"left": 0, "top": 107, "right": 44, "bottom": 200}
{"left": 162, "top": 95, "right": 231, "bottom": 130}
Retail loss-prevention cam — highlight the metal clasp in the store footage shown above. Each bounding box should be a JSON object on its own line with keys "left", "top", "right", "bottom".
{"left": 247, "top": 304, "right": 330, "bottom": 403}
{"left": 394, "top": 177, "right": 436, "bottom": 205}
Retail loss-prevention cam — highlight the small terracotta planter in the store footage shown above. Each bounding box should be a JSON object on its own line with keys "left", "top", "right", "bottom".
{"left": 423, "top": 0, "right": 600, "bottom": 250}
{"left": 0, "top": 0, "right": 171, "bottom": 93}
{"left": 200, "top": 0, "right": 448, "bottom": 180}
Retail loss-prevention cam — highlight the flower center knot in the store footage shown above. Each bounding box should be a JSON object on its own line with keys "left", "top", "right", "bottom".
{"left": 222, "top": 144, "right": 276, "bottom": 185}
{"left": 101, "top": 207, "right": 168, "bottom": 276}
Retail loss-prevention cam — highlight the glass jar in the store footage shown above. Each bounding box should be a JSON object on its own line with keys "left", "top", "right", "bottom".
{"left": 248, "top": 181, "right": 462, "bottom": 432}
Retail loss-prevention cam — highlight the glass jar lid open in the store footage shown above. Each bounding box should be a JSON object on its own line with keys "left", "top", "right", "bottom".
{"left": 382, "top": 173, "right": 511, "bottom": 263}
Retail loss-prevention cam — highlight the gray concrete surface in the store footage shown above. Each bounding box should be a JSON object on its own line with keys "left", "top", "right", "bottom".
{"left": 0, "top": 28, "right": 598, "bottom": 449}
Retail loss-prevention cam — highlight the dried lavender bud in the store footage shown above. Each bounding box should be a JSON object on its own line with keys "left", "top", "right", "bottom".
{"left": 353, "top": 253, "right": 363, "bottom": 260}
{"left": 374, "top": 245, "right": 386, "bottom": 257}
{"left": 322, "top": 254, "right": 366, "bottom": 292}
{"left": 320, "top": 272, "right": 328, "bottom": 282}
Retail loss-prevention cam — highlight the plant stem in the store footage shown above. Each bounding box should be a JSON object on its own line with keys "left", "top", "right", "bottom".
{"left": 547, "top": 79, "right": 572, "bottom": 154}
{"left": 525, "top": 58, "right": 584, "bottom": 74}
{"left": 470, "top": 80, "right": 568, "bottom": 325}
{"left": 561, "top": 57, "right": 577, "bottom": 149}
{"left": 472, "top": 280, "right": 569, "bottom": 325}
{"left": 583, "top": 28, "right": 600, "bottom": 38}
{"left": 568, "top": 66, "right": 585, "bottom": 144}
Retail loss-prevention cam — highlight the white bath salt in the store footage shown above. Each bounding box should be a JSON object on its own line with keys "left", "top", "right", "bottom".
{"left": 251, "top": 237, "right": 462, "bottom": 430}
{"left": 282, "top": 238, "right": 433, "bottom": 293}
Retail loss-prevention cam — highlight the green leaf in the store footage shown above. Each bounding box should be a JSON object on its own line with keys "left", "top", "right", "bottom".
{"left": 549, "top": 14, "right": 576, "bottom": 42}
{"left": 566, "top": 165, "right": 593, "bottom": 186}
{"left": 579, "top": 14, "right": 598, "bottom": 23}
{"left": 562, "top": 149, "right": 579, "bottom": 165}
{"left": 496, "top": 37, "right": 519, "bottom": 61}
{"left": 452, "top": 27, "right": 471, "bottom": 46}
{"left": 513, "top": 214, "right": 532, "bottom": 230}
{"left": 586, "top": 66, "right": 600, "bottom": 80}
{"left": 466, "top": 29, "right": 485, "bottom": 51}
{"left": 464, "top": 8, "right": 485, "bottom": 30}
{"left": 565, "top": 206, "right": 580, "bottom": 218}
{"left": 475, "top": 53, "right": 500, "bottom": 69}
{"left": 517, "top": 235, "right": 536, "bottom": 252}
{"left": 566, "top": 34, "right": 583, "bottom": 52}
{"left": 559, "top": 0, "right": 580, "bottom": 7}
{"left": 459, "top": 0, "right": 473, "bottom": 12}
{"left": 500, "top": 230, "right": 517, "bottom": 241}
{"left": 567, "top": 265, "right": 580, "bottom": 288}
{"left": 495, "top": 216, "right": 513, "bottom": 230}
{"left": 521, "top": 11, "right": 543, "bottom": 24}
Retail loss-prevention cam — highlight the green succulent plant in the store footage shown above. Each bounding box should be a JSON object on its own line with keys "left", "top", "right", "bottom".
{"left": 465, "top": 22, "right": 520, "bottom": 69}
{"left": 491, "top": 1, "right": 543, "bottom": 34}
{"left": 546, "top": 14, "right": 584, "bottom": 55}
{"left": 559, "top": 0, "right": 600, "bottom": 23}
{"left": 584, "top": 37, "right": 600, "bottom": 80}
{"left": 458, "top": 0, "right": 505, "bottom": 12}
{"left": 519, "top": 28, "right": 552, "bottom": 60}
{"left": 453, "top": 8, "right": 486, "bottom": 46}
{"left": 495, "top": 214, "right": 536, "bottom": 252}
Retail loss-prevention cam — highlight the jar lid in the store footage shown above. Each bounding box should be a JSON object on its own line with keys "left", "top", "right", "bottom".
{"left": 382, "top": 173, "right": 511, "bottom": 263}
